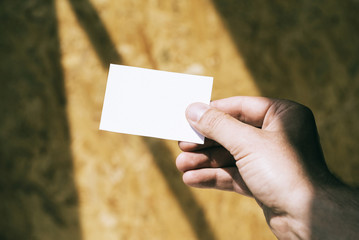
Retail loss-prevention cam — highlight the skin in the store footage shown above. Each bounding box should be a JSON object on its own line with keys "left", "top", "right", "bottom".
{"left": 176, "top": 96, "right": 359, "bottom": 239}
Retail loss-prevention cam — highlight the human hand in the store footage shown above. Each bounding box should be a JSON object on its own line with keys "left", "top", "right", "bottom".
{"left": 176, "top": 97, "right": 358, "bottom": 239}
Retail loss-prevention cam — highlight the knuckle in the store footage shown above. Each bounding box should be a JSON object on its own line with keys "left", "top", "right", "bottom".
{"left": 300, "top": 105, "right": 314, "bottom": 120}
{"left": 183, "top": 171, "right": 199, "bottom": 186}
{"left": 176, "top": 153, "right": 189, "bottom": 172}
{"left": 292, "top": 104, "right": 315, "bottom": 123}
{"left": 277, "top": 100, "right": 315, "bottom": 123}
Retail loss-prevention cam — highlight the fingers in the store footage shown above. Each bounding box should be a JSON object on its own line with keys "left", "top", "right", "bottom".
{"left": 176, "top": 145, "right": 250, "bottom": 196}
{"left": 182, "top": 167, "right": 252, "bottom": 196}
{"left": 210, "top": 96, "right": 274, "bottom": 128}
{"left": 176, "top": 147, "right": 235, "bottom": 172}
{"left": 185, "top": 103, "right": 262, "bottom": 158}
{"left": 178, "top": 138, "right": 219, "bottom": 152}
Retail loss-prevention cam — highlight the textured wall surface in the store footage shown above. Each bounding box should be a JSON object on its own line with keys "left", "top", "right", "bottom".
{"left": 1, "top": 0, "right": 358, "bottom": 239}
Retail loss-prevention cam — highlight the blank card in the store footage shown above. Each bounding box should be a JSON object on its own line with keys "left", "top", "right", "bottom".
{"left": 99, "top": 64, "right": 213, "bottom": 144}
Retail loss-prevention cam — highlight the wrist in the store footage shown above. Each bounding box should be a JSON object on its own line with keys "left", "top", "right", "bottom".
{"left": 279, "top": 180, "right": 359, "bottom": 240}
{"left": 268, "top": 184, "right": 314, "bottom": 240}
{"left": 309, "top": 182, "right": 359, "bottom": 240}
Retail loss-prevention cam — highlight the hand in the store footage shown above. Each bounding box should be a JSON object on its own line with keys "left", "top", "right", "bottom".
{"left": 176, "top": 96, "right": 359, "bottom": 239}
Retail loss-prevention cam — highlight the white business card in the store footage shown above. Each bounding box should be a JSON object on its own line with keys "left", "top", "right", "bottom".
{"left": 99, "top": 64, "right": 213, "bottom": 143}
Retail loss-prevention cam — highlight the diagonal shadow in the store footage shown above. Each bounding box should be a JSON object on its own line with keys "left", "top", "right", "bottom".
{"left": 68, "top": 0, "right": 216, "bottom": 239}
{"left": 211, "top": 0, "right": 359, "bottom": 121}
{"left": 144, "top": 138, "right": 217, "bottom": 240}
{"left": 68, "top": 0, "right": 122, "bottom": 67}
{"left": 0, "top": 0, "right": 82, "bottom": 239}
{"left": 211, "top": 1, "right": 359, "bottom": 99}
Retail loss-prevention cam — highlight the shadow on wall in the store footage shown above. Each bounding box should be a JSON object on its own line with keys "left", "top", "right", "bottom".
{"left": 72, "top": 0, "right": 218, "bottom": 239}
{"left": 0, "top": 1, "right": 82, "bottom": 240}
{"left": 211, "top": 0, "right": 359, "bottom": 184}
{"left": 0, "top": 0, "right": 217, "bottom": 239}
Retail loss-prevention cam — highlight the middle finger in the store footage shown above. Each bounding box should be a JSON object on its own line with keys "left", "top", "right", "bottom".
{"left": 176, "top": 146, "right": 235, "bottom": 172}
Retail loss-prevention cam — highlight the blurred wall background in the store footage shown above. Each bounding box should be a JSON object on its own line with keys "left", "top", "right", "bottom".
{"left": 1, "top": 0, "right": 358, "bottom": 239}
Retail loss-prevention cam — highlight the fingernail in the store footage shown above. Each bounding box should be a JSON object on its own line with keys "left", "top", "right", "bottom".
{"left": 186, "top": 103, "right": 210, "bottom": 122}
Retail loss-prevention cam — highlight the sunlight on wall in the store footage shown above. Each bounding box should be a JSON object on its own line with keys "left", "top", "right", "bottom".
{"left": 56, "top": 0, "right": 273, "bottom": 239}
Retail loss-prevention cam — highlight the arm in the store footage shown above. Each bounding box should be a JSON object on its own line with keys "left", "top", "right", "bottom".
{"left": 309, "top": 184, "right": 359, "bottom": 239}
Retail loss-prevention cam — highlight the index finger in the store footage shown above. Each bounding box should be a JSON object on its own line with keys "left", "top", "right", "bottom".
{"left": 210, "top": 96, "right": 274, "bottom": 128}
{"left": 178, "top": 138, "right": 220, "bottom": 151}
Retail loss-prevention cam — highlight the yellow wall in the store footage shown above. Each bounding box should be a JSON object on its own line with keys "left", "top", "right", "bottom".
{"left": 1, "top": 0, "right": 358, "bottom": 239}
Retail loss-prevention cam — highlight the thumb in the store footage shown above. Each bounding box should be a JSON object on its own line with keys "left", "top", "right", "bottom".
{"left": 186, "top": 102, "right": 260, "bottom": 157}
